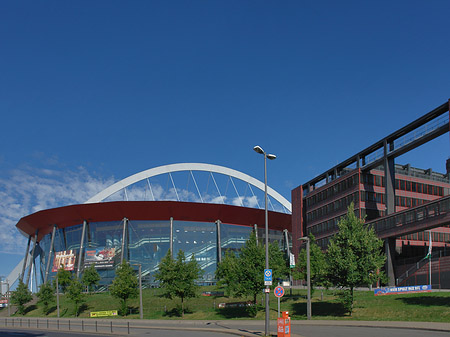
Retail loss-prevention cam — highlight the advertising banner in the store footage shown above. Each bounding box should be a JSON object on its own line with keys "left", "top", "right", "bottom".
{"left": 52, "top": 250, "right": 76, "bottom": 272}
{"left": 84, "top": 247, "right": 116, "bottom": 269}
{"left": 374, "top": 284, "right": 432, "bottom": 296}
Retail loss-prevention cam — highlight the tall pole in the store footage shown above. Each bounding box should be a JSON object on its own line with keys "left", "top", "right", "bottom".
{"left": 306, "top": 238, "right": 311, "bottom": 320}
{"left": 299, "top": 237, "right": 311, "bottom": 320}
{"left": 132, "top": 263, "right": 144, "bottom": 319}
{"left": 7, "top": 280, "right": 10, "bottom": 317}
{"left": 428, "top": 230, "right": 432, "bottom": 286}
{"left": 139, "top": 264, "right": 143, "bottom": 319}
{"left": 56, "top": 274, "right": 60, "bottom": 318}
{"left": 264, "top": 152, "right": 270, "bottom": 337}
{"left": 254, "top": 145, "right": 276, "bottom": 337}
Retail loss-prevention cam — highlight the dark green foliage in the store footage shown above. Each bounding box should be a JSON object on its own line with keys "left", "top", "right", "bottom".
{"left": 10, "top": 278, "right": 32, "bottom": 315}
{"left": 82, "top": 264, "right": 101, "bottom": 293}
{"left": 293, "top": 234, "right": 328, "bottom": 295}
{"left": 109, "top": 262, "right": 139, "bottom": 316}
{"left": 154, "top": 249, "right": 203, "bottom": 317}
{"left": 215, "top": 250, "right": 239, "bottom": 297}
{"left": 37, "top": 281, "right": 54, "bottom": 315}
{"left": 55, "top": 268, "right": 73, "bottom": 293}
{"left": 326, "top": 203, "right": 386, "bottom": 314}
{"left": 216, "top": 231, "right": 289, "bottom": 305}
{"left": 66, "top": 279, "right": 85, "bottom": 317}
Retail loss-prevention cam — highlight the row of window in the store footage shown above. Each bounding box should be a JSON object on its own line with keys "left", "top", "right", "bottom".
{"left": 362, "top": 192, "right": 432, "bottom": 208}
{"left": 364, "top": 173, "right": 446, "bottom": 196}
{"left": 395, "top": 179, "right": 446, "bottom": 196}
{"left": 307, "top": 215, "right": 341, "bottom": 238}
{"left": 306, "top": 192, "right": 359, "bottom": 222}
{"left": 395, "top": 196, "right": 430, "bottom": 208}
{"left": 306, "top": 175, "right": 358, "bottom": 207}
{"left": 363, "top": 173, "right": 384, "bottom": 187}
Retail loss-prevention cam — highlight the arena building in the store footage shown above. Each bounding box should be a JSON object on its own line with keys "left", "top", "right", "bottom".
{"left": 14, "top": 163, "right": 292, "bottom": 289}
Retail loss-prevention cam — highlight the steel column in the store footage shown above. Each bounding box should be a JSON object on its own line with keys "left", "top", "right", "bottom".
{"left": 120, "top": 218, "right": 128, "bottom": 264}
{"left": 170, "top": 217, "right": 173, "bottom": 257}
{"left": 216, "top": 220, "right": 222, "bottom": 264}
{"left": 76, "top": 220, "right": 87, "bottom": 279}
{"left": 26, "top": 230, "right": 38, "bottom": 289}
{"left": 20, "top": 236, "right": 32, "bottom": 282}
{"left": 44, "top": 225, "right": 57, "bottom": 284}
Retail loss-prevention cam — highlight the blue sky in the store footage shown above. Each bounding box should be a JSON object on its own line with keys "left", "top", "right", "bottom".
{"left": 1, "top": 1, "right": 449, "bottom": 280}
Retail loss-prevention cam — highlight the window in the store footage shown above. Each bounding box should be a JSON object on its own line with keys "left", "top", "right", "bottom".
{"left": 418, "top": 183, "right": 423, "bottom": 193}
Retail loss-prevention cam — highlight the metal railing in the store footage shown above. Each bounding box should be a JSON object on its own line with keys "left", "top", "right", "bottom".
{"left": 1, "top": 317, "right": 133, "bottom": 334}
{"left": 368, "top": 196, "right": 450, "bottom": 236}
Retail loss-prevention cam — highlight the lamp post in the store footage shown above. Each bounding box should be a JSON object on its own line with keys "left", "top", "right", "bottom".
{"left": 56, "top": 273, "right": 60, "bottom": 318}
{"left": 253, "top": 145, "right": 276, "bottom": 337}
{"left": 299, "top": 236, "right": 311, "bottom": 320}
{"left": 132, "top": 263, "right": 143, "bottom": 319}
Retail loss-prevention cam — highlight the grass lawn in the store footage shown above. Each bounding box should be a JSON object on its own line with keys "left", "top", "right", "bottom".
{"left": 3, "top": 287, "right": 450, "bottom": 322}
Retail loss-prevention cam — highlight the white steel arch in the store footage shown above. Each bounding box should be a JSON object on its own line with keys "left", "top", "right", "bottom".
{"left": 85, "top": 163, "right": 292, "bottom": 212}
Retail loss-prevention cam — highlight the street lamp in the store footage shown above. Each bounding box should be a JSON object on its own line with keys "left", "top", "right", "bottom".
{"left": 299, "top": 236, "right": 311, "bottom": 320}
{"left": 253, "top": 145, "right": 276, "bottom": 337}
{"left": 132, "top": 264, "right": 143, "bottom": 319}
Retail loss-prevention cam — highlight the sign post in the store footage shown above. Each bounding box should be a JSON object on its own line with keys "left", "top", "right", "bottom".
{"left": 274, "top": 286, "right": 285, "bottom": 318}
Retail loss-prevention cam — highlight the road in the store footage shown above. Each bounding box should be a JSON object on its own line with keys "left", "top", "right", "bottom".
{"left": 0, "top": 327, "right": 235, "bottom": 337}
{"left": 291, "top": 326, "right": 450, "bottom": 337}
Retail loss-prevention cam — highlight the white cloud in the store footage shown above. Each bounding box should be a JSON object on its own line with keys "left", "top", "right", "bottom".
{"left": 0, "top": 164, "right": 268, "bottom": 256}
{"left": 0, "top": 166, "right": 114, "bottom": 255}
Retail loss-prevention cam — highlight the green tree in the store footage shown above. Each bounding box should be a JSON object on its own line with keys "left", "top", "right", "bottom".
{"left": 82, "top": 264, "right": 101, "bottom": 293}
{"left": 10, "top": 278, "right": 32, "bottom": 315}
{"left": 216, "top": 232, "right": 289, "bottom": 306}
{"left": 215, "top": 250, "right": 239, "bottom": 297}
{"left": 154, "top": 249, "right": 203, "bottom": 317}
{"left": 37, "top": 281, "right": 54, "bottom": 315}
{"left": 293, "top": 234, "right": 328, "bottom": 294}
{"left": 326, "top": 203, "right": 386, "bottom": 314}
{"left": 66, "top": 279, "right": 85, "bottom": 317}
{"left": 55, "top": 267, "right": 72, "bottom": 293}
{"left": 109, "top": 262, "right": 138, "bottom": 316}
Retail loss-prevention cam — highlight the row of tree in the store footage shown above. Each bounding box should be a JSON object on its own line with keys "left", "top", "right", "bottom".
{"left": 9, "top": 203, "right": 385, "bottom": 317}
{"left": 293, "top": 203, "right": 386, "bottom": 313}
{"left": 215, "top": 203, "right": 386, "bottom": 314}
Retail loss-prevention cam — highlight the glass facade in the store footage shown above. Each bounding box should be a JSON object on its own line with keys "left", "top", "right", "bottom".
{"left": 38, "top": 218, "right": 286, "bottom": 287}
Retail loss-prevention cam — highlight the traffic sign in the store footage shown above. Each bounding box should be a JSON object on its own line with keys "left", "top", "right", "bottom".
{"left": 264, "top": 269, "right": 272, "bottom": 286}
{"left": 274, "top": 286, "right": 285, "bottom": 298}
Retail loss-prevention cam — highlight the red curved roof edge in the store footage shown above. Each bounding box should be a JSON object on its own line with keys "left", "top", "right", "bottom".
{"left": 16, "top": 201, "right": 292, "bottom": 242}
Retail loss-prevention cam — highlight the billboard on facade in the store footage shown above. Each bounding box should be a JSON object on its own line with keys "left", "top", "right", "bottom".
{"left": 52, "top": 250, "right": 77, "bottom": 272}
{"left": 84, "top": 247, "right": 116, "bottom": 269}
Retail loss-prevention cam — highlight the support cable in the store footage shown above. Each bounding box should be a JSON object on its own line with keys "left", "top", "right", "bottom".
{"left": 230, "top": 177, "right": 244, "bottom": 207}
{"left": 210, "top": 172, "right": 225, "bottom": 204}
{"left": 169, "top": 172, "right": 180, "bottom": 201}
{"left": 190, "top": 171, "right": 204, "bottom": 203}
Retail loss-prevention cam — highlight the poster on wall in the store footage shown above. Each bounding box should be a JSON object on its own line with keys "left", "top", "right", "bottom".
{"left": 52, "top": 250, "right": 77, "bottom": 272}
{"left": 84, "top": 247, "right": 116, "bottom": 269}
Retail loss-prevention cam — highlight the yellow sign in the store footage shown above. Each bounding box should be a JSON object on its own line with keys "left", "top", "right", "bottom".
{"left": 90, "top": 310, "right": 118, "bottom": 318}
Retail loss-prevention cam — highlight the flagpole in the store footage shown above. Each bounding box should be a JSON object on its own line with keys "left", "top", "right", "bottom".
{"left": 428, "top": 230, "right": 432, "bottom": 286}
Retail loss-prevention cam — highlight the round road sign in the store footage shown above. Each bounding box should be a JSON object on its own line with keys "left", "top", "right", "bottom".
{"left": 274, "top": 286, "right": 285, "bottom": 298}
